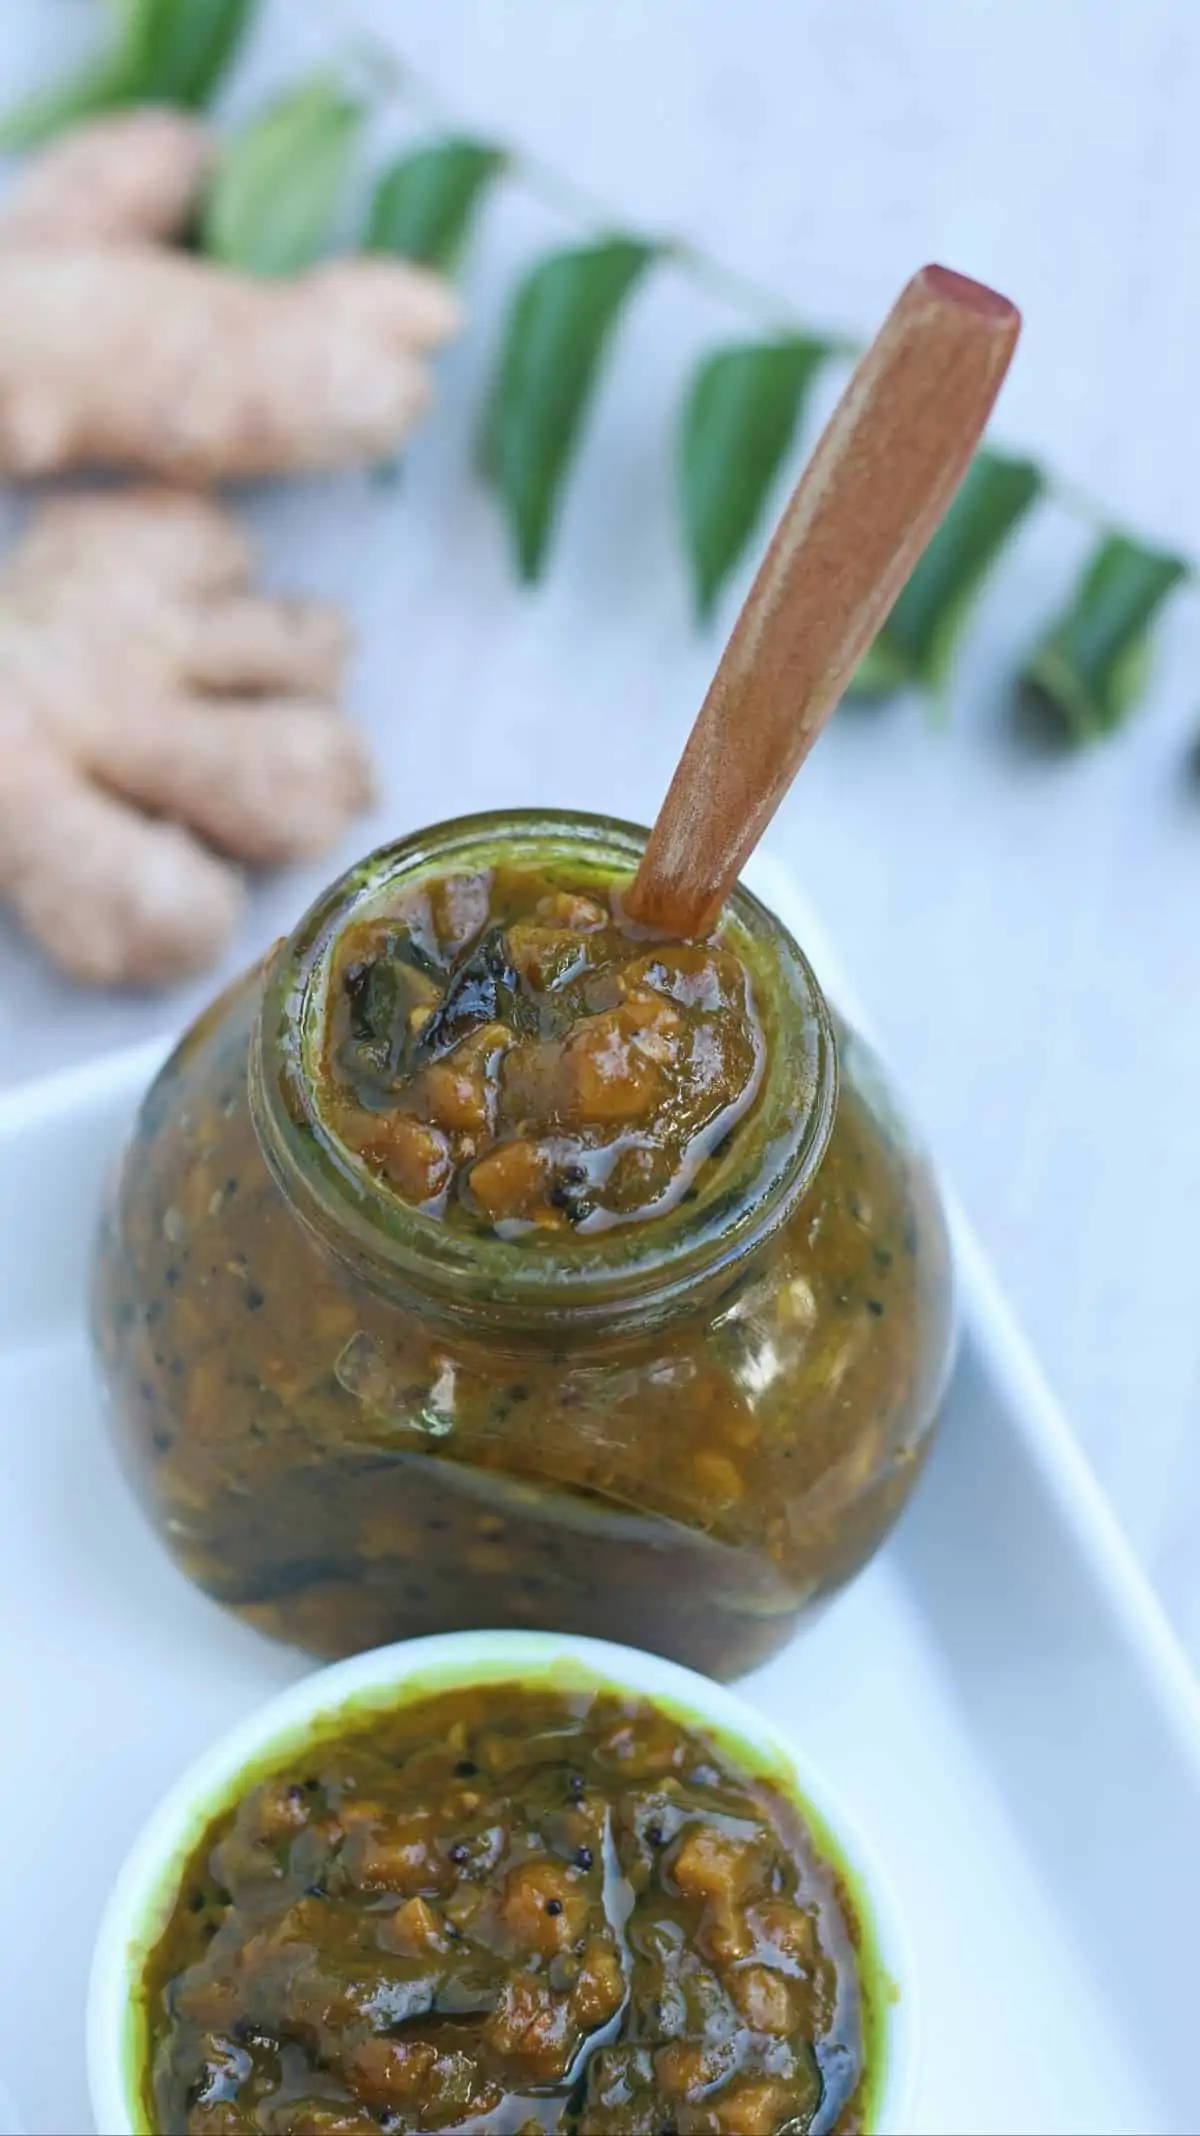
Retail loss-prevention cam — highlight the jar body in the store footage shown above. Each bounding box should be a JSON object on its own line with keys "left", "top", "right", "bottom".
{"left": 93, "top": 967, "right": 953, "bottom": 1679}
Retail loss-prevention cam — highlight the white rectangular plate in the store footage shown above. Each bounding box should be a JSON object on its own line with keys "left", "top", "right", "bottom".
{"left": 2, "top": 858, "right": 1199, "bottom": 2136}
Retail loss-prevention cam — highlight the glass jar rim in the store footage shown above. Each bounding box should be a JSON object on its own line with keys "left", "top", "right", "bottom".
{"left": 252, "top": 809, "right": 837, "bottom": 1333}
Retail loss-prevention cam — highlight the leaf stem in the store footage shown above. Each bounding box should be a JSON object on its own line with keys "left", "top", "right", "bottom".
{"left": 670, "top": 240, "right": 857, "bottom": 347}
{"left": 1044, "top": 471, "right": 1118, "bottom": 534}
{"left": 336, "top": 20, "right": 855, "bottom": 344}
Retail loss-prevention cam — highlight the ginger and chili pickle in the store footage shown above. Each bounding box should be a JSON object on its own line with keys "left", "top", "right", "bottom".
{"left": 92, "top": 811, "right": 954, "bottom": 1676}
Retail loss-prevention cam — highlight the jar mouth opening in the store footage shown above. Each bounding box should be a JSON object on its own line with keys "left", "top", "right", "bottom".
{"left": 254, "top": 810, "right": 837, "bottom": 1328}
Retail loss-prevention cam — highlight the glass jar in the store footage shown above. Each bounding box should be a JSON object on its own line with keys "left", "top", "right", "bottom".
{"left": 93, "top": 811, "right": 954, "bottom": 1679}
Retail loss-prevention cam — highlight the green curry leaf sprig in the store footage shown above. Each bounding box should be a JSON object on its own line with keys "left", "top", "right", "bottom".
{"left": 3, "top": 0, "right": 1193, "bottom": 746}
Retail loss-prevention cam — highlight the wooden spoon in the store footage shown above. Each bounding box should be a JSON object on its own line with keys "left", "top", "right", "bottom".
{"left": 624, "top": 263, "right": 1021, "bottom": 936}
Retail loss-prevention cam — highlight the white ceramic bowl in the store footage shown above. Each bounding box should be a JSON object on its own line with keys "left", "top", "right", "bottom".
{"left": 88, "top": 1630, "right": 917, "bottom": 2134}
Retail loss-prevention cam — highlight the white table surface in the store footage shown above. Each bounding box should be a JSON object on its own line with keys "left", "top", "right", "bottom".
{"left": 2, "top": 0, "right": 1199, "bottom": 1669}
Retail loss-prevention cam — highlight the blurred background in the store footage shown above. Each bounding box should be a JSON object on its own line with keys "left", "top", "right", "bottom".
{"left": 2, "top": 0, "right": 1199, "bottom": 1662}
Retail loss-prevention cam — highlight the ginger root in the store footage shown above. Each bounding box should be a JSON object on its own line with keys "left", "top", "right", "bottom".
{"left": 0, "top": 108, "right": 212, "bottom": 247}
{"left": 0, "top": 488, "right": 372, "bottom": 985}
{"left": 0, "top": 113, "right": 461, "bottom": 480}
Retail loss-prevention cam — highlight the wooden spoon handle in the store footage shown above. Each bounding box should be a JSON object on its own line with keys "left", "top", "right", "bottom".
{"left": 625, "top": 264, "right": 1020, "bottom": 935}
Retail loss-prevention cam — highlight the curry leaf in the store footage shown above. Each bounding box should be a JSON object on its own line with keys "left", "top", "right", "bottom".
{"left": 0, "top": 0, "right": 258, "bottom": 148}
{"left": 480, "top": 236, "right": 657, "bottom": 580}
{"left": 1020, "top": 534, "right": 1189, "bottom": 741}
{"left": 849, "top": 449, "right": 1044, "bottom": 700}
{"left": 678, "top": 336, "right": 830, "bottom": 619}
{"left": 202, "top": 74, "right": 362, "bottom": 277}
{"left": 135, "top": 0, "right": 260, "bottom": 108}
{"left": 367, "top": 137, "right": 506, "bottom": 272}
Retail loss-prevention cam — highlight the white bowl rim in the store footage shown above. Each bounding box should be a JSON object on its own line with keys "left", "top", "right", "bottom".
{"left": 87, "top": 1628, "right": 917, "bottom": 2135}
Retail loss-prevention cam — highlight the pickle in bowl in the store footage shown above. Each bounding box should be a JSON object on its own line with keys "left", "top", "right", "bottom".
{"left": 87, "top": 1632, "right": 914, "bottom": 2136}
